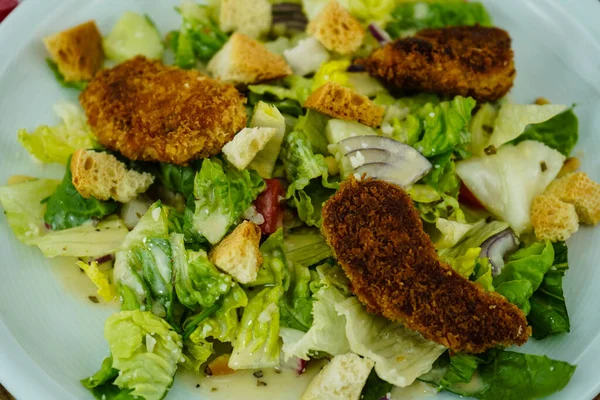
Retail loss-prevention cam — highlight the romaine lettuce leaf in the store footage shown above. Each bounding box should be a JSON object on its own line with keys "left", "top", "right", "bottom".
{"left": 77, "top": 260, "right": 117, "bottom": 303}
{"left": 386, "top": 1, "right": 492, "bottom": 39}
{"left": 248, "top": 75, "right": 313, "bottom": 106}
{"left": 493, "top": 241, "right": 554, "bottom": 314}
{"left": 293, "top": 109, "right": 330, "bottom": 155}
{"left": 360, "top": 370, "right": 394, "bottom": 400}
{"left": 336, "top": 296, "right": 445, "bottom": 387}
{"left": 438, "top": 219, "right": 509, "bottom": 260}
{"left": 303, "top": 0, "right": 396, "bottom": 24}
{"left": 190, "top": 158, "right": 265, "bottom": 244}
{"left": 288, "top": 181, "right": 336, "bottom": 228}
{"left": 171, "top": 233, "right": 232, "bottom": 309}
{"left": 528, "top": 241, "right": 570, "bottom": 340}
{"left": 17, "top": 102, "right": 98, "bottom": 165}
{"left": 44, "top": 160, "right": 117, "bottom": 230}
{"left": 443, "top": 247, "right": 481, "bottom": 277}
{"left": 250, "top": 228, "right": 289, "bottom": 287}
{"left": 154, "top": 162, "right": 200, "bottom": 198}
{"left": 280, "top": 284, "right": 350, "bottom": 360}
{"left": 229, "top": 286, "right": 284, "bottom": 369}
{"left": 456, "top": 141, "right": 565, "bottom": 234}
{"left": 248, "top": 102, "right": 287, "bottom": 179}
{"left": 103, "top": 12, "right": 164, "bottom": 62}
{"left": 99, "top": 310, "right": 183, "bottom": 400}
{"left": 413, "top": 96, "right": 476, "bottom": 158}
{"left": 279, "top": 260, "right": 315, "bottom": 332}
{"left": 0, "top": 178, "right": 60, "bottom": 245}
{"left": 183, "top": 284, "right": 248, "bottom": 373}
{"left": 284, "top": 227, "right": 332, "bottom": 267}
{"left": 512, "top": 109, "right": 578, "bottom": 157}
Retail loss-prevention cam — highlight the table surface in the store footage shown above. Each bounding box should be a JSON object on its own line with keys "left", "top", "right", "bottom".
{"left": 1, "top": 0, "right": 600, "bottom": 399}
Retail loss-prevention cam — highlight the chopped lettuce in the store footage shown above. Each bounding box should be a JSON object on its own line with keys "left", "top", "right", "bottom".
{"left": 336, "top": 296, "right": 445, "bottom": 387}
{"left": 248, "top": 76, "right": 313, "bottom": 117}
{"left": 303, "top": 0, "right": 396, "bottom": 24}
{"left": 456, "top": 141, "right": 565, "bottom": 234}
{"left": 190, "top": 158, "right": 264, "bottom": 244}
{"left": 280, "top": 260, "right": 315, "bottom": 332}
{"left": 284, "top": 227, "right": 332, "bottom": 267}
{"left": 360, "top": 370, "right": 394, "bottom": 400}
{"left": 0, "top": 178, "right": 59, "bottom": 245}
{"left": 280, "top": 285, "right": 350, "bottom": 360}
{"left": 90, "top": 310, "right": 183, "bottom": 400}
{"left": 294, "top": 109, "right": 330, "bottom": 155}
{"left": 229, "top": 286, "right": 284, "bottom": 369}
{"left": 103, "top": 12, "right": 164, "bottom": 62}
{"left": 386, "top": 1, "right": 492, "bottom": 39}
{"left": 171, "top": 2, "right": 228, "bottom": 68}
{"left": 77, "top": 260, "right": 116, "bottom": 303}
{"left": 443, "top": 247, "right": 481, "bottom": 277}
{"left": 428, "top": 350, "right": 576, "bottom": 400}
{"left": 251, "top": 228, "right": 288, "bottom": 287}
{"left": 248, "top": 102, "right": 287, "bottom": 178}
{"left": 17, "top": 102, "right": 98, "bottom": 165}
{"left": 171, "top": 233, "right": 232, "bottom": 309}
{"left": 439, "top": 219, "right": 509, "bottom": 260}
{"left": 473, "top": 257, "right": 494, "bottom": 291}
{"left": 154, "top": 162, "right": 199, "bottom": 198}
{"left": 486, "top": 103, "right": 567, "bottom": 152}
{"left": 423, "top": 152, "right": 461, "bottom": 198}
{"left": 528, "top": 241, "right": 570, "bottom": 340}
{"left": 44, "top": 159, "right": 117, "bottom": 230}
{"left": 435, "top": 218, "right": 474, "bottom": 250}
{"left": 512, "top": 109, "right": 578, "bottom": 157}
{"left": 413, "top": 96, "right": 476, "bottom": 157}
{"left": 183, "top": 284, "right": 248, "bottom": 372}
{"left": 493, "top": 241, "right": 555, "bottom": 314}
{"left": 289, "top": 181, "right": 336, "bottom": 228}
{"left": 36, "top": 217, "right": 128, "bottom": 258}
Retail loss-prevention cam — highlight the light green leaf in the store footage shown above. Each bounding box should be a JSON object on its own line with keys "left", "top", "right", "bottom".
{"left": 103, "top": 11, "right": 164, "bottom": 62}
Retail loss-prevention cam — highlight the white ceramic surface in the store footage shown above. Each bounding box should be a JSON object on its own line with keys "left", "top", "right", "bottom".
{"left": 0, "top": 1, "right": 599, "bottom": 399}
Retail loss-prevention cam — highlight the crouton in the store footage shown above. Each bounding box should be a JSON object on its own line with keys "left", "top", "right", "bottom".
{"left": 222, "top": 127, "right": 277, "bottom": 170}
{"left": 307, "top": 0, "right": 364, "bottom": 55}
{"left": 207, "top": 33, "right": 292, "bottom": 85}
{"left": 70, "top": 149, "right": 154, "bottom": 203}
{"left": 43, "top": 21, "right": 104, "bottom": 82}
{"left": 531, "top": 195, "right": 579, "bottom": 242}
{"left": 301, "top": 353, "right": 374, "bottom": 400}
{"left": 209, "top": 221, "right": 263, "bottom": 284}
{"left": 545, "top": 172, "right": 600, "bottom": 225}
{"left": 304, "top": 82, "right": 384, "bottom": 127}
{"left": 219, "top": 0, "right": 272, "bottom": 39}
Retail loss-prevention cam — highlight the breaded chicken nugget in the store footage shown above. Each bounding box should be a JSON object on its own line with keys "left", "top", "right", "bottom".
{"left": 80, "top": 56, "right": 247, "bottom": 165}
{"left": 322, "top": 177, "right": 530, "bottom": 354}
{"left": 358, "top": 26, "right": 515, "bottom": 102}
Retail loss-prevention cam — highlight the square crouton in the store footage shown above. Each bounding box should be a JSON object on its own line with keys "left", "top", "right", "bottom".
{"left": 219, "top": 0, "right": 272, "bottom": 39}
{"left": 531, "top": 195, "right": 579, "bottom": 242}
{"left": 70, "top": 149, "right": 154, "bottom": 203}
{"left": 43, "top": 21, "right": 104, "bottom": 82}
{"left": 307, "top": 0, "right": 365, "bottom": 55}
{"left": 207, "top": 33, "right": 292, "bottom": 85}
{"left": 545, "top": 172, "right": 600, "bottom": 225}
{"left": 301, "top": 353, "right": 374, "bottom": 400}
{"left": 209, "top": 221, "right": 263, "bottom": 284}
{"left": 222, "top": 127, "right": 277, "bottom": 170}
{"left": 304, "top": 81, "right": 384, "bottom": 127}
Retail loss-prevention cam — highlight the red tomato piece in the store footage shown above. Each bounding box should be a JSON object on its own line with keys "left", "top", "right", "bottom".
{"left": 254, "top": 179, "right": 285, "bottom": 235}
{"left": 459, "top": 182, "right": 485, "bottom": 210}
{"left": 0, "top": 0, "right": 19, "bottom": 23}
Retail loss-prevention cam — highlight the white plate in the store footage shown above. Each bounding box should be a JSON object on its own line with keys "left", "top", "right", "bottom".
{"left": 1, "top": 1, "right": 600, "bottom": 399}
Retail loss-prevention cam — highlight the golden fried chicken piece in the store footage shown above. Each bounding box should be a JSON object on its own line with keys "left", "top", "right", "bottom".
{"left": 357, "top": 26, "right": 515, "bottom": 102}
{"left": 321, "top": 177, "right": 530, "bottom": 354}
{"left": 80, "top": 56, "right": 247, "bottom": 165}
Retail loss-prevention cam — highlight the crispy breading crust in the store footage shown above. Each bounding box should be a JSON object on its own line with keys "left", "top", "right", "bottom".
{"left": 322, "top": 178, "right": 531, "bottom": 354}
{"left": 357, "top": 26, "right": 515, "bottom": 102}
{"left": 80, "top": 56, "right": 247, "bottom": 165}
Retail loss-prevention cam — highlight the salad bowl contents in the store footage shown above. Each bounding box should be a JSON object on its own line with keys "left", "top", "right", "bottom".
{"left": 1, "top": 1, "right": 599, "bottom": 400}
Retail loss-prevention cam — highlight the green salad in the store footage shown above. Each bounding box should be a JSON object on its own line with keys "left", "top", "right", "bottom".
{"left": 1, "top": 0, "right": 594, "bottom": 399}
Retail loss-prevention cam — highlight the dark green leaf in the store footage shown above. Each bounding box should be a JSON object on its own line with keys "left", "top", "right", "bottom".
{"left": 44, "top": 157, "right": 117, "bottom": 230}
{"left": 512, "top": 109, "right": 578, "bottom": 157}
{"left": 155, "top": 162, "right": 199, "bottom": 198}
{"left": 81, "top": 356, "right": 135, "bottom": 400}
{"left": 46, "top": 59, "right": 88, "bottom": 90}
{"left": 440, "top": 353, "right": 480, "bottom": 388}
{"left": 528, "top": 241, "right": 570, "bottom": 339}
{"left": 360, "top": 370, "right": 394, "bottom": 400}
{"left": 422, "top": 152, "right": 460, "bottom": 198}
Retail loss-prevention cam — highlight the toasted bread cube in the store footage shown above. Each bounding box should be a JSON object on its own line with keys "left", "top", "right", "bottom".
{"left": 222, "top": 127, "right": 277, "bottom": 170}
{"left": 301, "top": 353, "right": 374, "bottom": 400}
{"left": 545, "top": 172, "right": 600, "bottom": 225}
{"left": 304, "top": 82, "right": 384, "bottom": 127}
{"left": 43, "top": 21, "right": 104, "bottom": 82}
{"left": 219, "top": 0, "right": 272, "bottom": 39}
{"left": 531, "top": 195, "right": 579, "bottom": 242}
{"left": 70, "top": 149, "right": 154, "bottom": 203}
{"left": 307, "top": 0, "right": 365, "bottom": 55}
{"left": 209, "top": 221, "right": 263, "bottom": 284}
{"left": 207, "top": 33, "right": 292, "bottom": 85}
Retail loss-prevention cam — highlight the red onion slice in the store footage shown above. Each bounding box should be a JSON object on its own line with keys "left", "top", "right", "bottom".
{"left": 480, "top": 228, "right": 519, "bottom": 276}
{"left": 368, "top": 23, "right": 391, "bottom": 46}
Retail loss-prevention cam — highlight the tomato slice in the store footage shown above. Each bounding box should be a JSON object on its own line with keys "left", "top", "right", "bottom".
{"left": 254, "top": 179, "right": 285, "bottom": 235}
{"left": 459, "top": 182, "right": 485, "bottom": 210}
{"left": 0, "top": 0, "right": 19, "bottom": 23}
